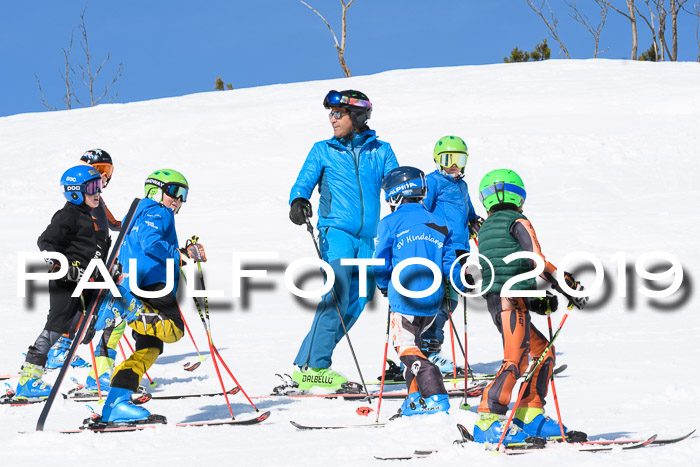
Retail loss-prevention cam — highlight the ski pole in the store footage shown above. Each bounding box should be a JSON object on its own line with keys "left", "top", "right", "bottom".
{"left": 460, "top": 295, "right": 470, "bottom": 410}
{"left": 304, "top": 219, "right": 372, "bottom": 402}
{"left": 88, "top": 341, "right": 102, "bottom": 401}
{"left": 547, "top": 312, "right": 567, "bottom": 441}
{"left": 496, "top": 305, "right": 572, "bottom": 452}
{"left": 194, "top": 256, "right": 259, "bottom": 412}
{"left": 178, "top": 304, "right": 205, "bottom": 371}
{"left": 445, "top": 291, "right": 458, "bottom": 381}
{"left": 375, "top": 306, "right": 392, "bottom": 423}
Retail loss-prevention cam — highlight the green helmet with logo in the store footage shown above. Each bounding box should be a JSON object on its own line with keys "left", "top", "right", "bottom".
{"left": 478, "top": 169, "right": 526, "bottom": 211}
{"left": 433, "top": 136, "right": 469, "bottom": 175}
{"left": 144, "top": 169, "right": 189, "bottom": 204}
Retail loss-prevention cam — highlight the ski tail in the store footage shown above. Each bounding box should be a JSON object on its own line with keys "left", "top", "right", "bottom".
{"left": 36, "top": 198, "right": 141, "bottom": 432}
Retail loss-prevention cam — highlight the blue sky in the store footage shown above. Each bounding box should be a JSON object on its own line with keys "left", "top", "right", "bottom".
{"left": 2, "top": 0, "right": 699, "bottom": 117}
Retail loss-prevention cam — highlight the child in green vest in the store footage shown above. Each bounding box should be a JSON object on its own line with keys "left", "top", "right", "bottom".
{"left": 472, "top": 169, "right": 588, "bottom": 446}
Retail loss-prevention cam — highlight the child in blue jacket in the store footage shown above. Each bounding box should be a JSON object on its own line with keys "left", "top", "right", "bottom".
{"left": 422, "top": 136, "right": 483, "bottom": 373}
{"left": 373, "top": 166, "right": 467, "bottom": 416}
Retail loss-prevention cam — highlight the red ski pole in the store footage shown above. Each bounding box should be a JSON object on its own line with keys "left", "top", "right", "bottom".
{"left": 88, "top": 341, "right": 102, "bottom": 400}
{"left": 496, "top": 307, "right": 572, "bottom": 452}
{"left": 375, "top": 306, "right": 392, "bottom": 423}
{"left": 547, "top": 312, "right": 567, "bottom": 441}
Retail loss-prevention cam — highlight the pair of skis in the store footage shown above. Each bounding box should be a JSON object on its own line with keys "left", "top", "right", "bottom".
{"left": 372, "top": 425, "right": 696, "bottom": 459}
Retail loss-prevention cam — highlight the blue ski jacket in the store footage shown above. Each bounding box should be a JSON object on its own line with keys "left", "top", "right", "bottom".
{"left": 424, "top": 171, "right": 478, "bottom": 252}
{"left": 373, "top": 203, "right": 466, "bottom": 317}
{"left": 119, "top": 198, "right": 181, "bottom": 293}
{"left": 289, "top": 130, "right": 399, "bottom": 238}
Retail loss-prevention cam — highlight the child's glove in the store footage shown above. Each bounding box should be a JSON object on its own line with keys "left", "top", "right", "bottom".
{"left": 66, "top": 260, "right": 85, "bottom": 282}
{"left": 554, "top": 271, "right": 589, "bottom": 310}
{"left": 289, "top": 198, "right": 312, "bottom": 225}
{"left": 469, "top": 216, "right": 485, "bottom": 238}
{"left": 180, "top": 240, "right": 207, "bottom": 263}
{"left": 530, "top": 291, "right": 559, "bottom": 315}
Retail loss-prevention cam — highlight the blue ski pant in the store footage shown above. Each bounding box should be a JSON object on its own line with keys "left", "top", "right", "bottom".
{"left": 294, "top": 227, "right": 375, "bottom": 369}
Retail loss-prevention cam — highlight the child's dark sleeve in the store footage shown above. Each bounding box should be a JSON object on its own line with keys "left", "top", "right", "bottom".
{"left": 510, "top": 218, "right": 558, "bottom": 286}
{"left": 37, "top": 208, "right": 74, "bottom": 253}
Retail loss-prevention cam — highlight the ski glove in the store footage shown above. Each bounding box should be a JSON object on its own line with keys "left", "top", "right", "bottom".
{"left": 180, "top": 240, "right": 207, "bottom": 263}
{"left": 289, "top": 198, "right": 312, "bottom": 226}
{"left": 555, "top": 271, "right": 589, "bottom": 310}
{"left": 66, "top": 261, "right": 85, "bottom": 282}
{"left": 530, "top": 291, "right": 559, "bottom": 315}
{"left": 469, "top": 216, "right": 485, "bottom": 238}
{"left": 378, "top": 287, "right": 388, "bottom": 297}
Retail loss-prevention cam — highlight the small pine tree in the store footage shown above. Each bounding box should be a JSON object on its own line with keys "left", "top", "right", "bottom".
{"left": 638, "top": 44, "right": 658, "bottom": 61}
{"left": 530, "top": 39, "right": 551, "bottom": 61}
{"left": 504, "top": 47, "right": 530, "bottom": 63}
{"left": 215, "top": 77, "right": 225, "bottom": 90}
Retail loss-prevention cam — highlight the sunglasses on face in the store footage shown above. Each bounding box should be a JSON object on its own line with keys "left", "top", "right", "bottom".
{"left": 328, "top": 110, "right": 349, "bottom": 120}
{"left": 163, "top": 183, "right": 188, "bottom": 202}
{"left": 437, "top": 152, "right": 468, "bottom": 169}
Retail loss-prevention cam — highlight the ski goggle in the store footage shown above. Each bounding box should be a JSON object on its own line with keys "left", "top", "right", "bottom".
{"left": 323, "top": 90, "right": 372, "bottom": 109}
{"left": 84, "top": 178, "right": 103, "bottom": 195}
{"left": 479, "top": 182, "right": 527, "bottom": 204}
{"left": 92, "top": 163, "right": 114, "bottom": 179}
{"left": 436, "top": 152, "right": 468, "bottom": 169}
{"left": 163, "top": 183, "right": 188, "bottom": 202}
{"left": 329, "top": 110, "right": 349, "bottom": 120}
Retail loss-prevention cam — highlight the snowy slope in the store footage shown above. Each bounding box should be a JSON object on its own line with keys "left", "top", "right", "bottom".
{"left": 1, "top": 59, "right": 699, "bottom": 466}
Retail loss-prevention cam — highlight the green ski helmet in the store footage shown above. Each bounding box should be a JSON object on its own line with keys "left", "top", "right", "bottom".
{"left": 478, "top": 169, "right": 526, "bottom": 211}
{"left": 433, "top": 136, "right": 469, "bottom": 177}
{"left": 144, "top": 169, "right": 189, "bottom": 205}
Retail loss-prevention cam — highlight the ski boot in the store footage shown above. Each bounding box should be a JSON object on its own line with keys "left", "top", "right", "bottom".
{"left": 513, "top": 407, "right": 586, "bottom": 441}
{"left": 397, "top": 392, "right": 450, "bottom": 417}
{"left": 101, "top": 387, "right": 152, "bottom": 423}
{"left": 421, "top": 338, "right": 463, "bottom": 374}
{"left": 85, "top": 348, "right": 116, "bottom": 393}
{"left": 473, "top": 412, "right": 543, "bottom": 447}
{"left": 15, "top": 363, "right": 51, "bottom": 400}
{"left": 46, "top": 336, "right": 90, "bottom": 369}
{"left": 291, "top": 367, "right": 349, "bottom": 391}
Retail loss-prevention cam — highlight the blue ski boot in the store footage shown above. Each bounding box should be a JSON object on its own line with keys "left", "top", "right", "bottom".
{"left": 420, "top": 338, "right": 463, "bottom": 374}
{"left": 85, "top": 348, "right": 116, "bottom": 393}
{"left": 397, "top": 392, "right": 450, "bottom": 417}
{"left": 513, "top": 407, "right": 568, "bottom": 440}
{"left": 46, "top": 336, "right": 89, "bottom": 369}
{"left": 473, "top": 412, "right": 531, "bottom": 446}
{"left": 101, "top": 387, "right": 151, "bottom": 423}
{"left": 15, "top": 363, "right": 51, "bottom": 400}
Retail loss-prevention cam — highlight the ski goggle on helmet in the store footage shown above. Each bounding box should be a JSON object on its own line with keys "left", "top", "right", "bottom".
{"left": 144, "top": 169, "right": 189, "bottom": 204}
{"left": 323, "top": 90, "right": 372, "bottom": 110}
{"left": 81, "top": 149, "right": 114, "bottom": 180}
{"left": 478, "top": 169, "right": 527, "bottom": 211}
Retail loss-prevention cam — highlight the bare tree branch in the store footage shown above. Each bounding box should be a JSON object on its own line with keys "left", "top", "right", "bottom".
{"left": 34, "top": 74, "right": 56, "bottom": 111}
{"left": 565, "top": 0, "right": 610, "bottom": 57}
{"left": 526, "top": 0, "right": 571, "bottom": 58}
{"left": 301, "top": 0, "right": 355, "bottom": 77}
{"left": 600, "top": 0, "right": 638, "bottom": 58}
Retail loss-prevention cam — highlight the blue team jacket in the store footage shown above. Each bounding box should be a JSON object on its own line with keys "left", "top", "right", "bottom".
{"left": 119, "top": 198, "right": 181, "bottom": 292}
{"left": 424, "top": 171, "right": 478, "bottom": 252}
{"left": 373, "top": 203, "right": 465, "bottom": 317}
{"left": 289, "top": 130, "right": 399, "bottom": 238}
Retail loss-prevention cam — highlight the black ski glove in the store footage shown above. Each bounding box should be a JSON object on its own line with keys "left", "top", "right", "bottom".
{"left": 289, "top": 198, "right": 312, "bottom": 226}
{"left": 378, "top": 287, "right": 388, "bottom": 297}
{"left": 469, "top": 216, "right": 485, "bottom": 238}
{"left": 553, "top": 271, "right": 589, "bottom": 310}
{"left": 530, "top": 291, "right": 559, "bottom": 315}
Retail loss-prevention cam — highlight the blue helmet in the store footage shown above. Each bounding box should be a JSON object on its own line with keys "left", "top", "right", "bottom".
{"left": 382, "top": 166, "right": 427, "bottom": 207}
{"left": 60, "top": 165, "right": 102, "bottom": 205}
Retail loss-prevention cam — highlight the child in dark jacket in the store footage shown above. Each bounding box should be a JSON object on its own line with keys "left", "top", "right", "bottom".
{"left": 374, "top": 166, "right": 467, "bottom": 417}
{"left": 14, "top": 165, "right": 103, "bottom": 401}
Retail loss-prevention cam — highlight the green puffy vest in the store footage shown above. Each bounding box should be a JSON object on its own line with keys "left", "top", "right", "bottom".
{"left": 478, "top": 209, "right": 536, "bottom": 295}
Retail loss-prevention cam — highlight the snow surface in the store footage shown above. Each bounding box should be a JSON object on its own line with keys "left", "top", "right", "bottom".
{"left": 1, "top": 59, "right": 699, "bottom": 466}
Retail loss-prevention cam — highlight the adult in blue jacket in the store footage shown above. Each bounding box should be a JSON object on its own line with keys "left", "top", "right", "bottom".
{"left": 421, "top": 136, "right": 483, "bottom": 373}
{"left": 287, "top": 90, "right": 399, "bottom": 391}
{"left": 373, "top": 166, "right": 467, "bottom": 416}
